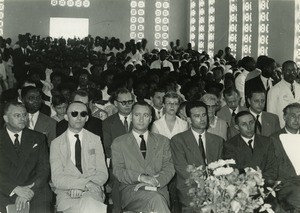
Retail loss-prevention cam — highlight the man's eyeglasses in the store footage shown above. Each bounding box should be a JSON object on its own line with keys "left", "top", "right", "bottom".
{"left": 116, "top": 100, "right": 134, "bottom": 106}
{"left": 70, "top": 111, "right": 88, "bottom": 118}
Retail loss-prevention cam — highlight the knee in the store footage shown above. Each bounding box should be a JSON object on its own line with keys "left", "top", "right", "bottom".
{"left": 147, "top": 192, "right": 168, "bottom": 210}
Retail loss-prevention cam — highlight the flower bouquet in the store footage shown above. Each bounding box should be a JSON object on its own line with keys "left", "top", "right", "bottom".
{"left": 186, "top": 159, "right": 280, "bottom": 213}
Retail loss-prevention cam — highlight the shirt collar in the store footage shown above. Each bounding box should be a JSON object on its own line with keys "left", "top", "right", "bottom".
{"left": 191, "top": 127, "right": 205, "bottom": 141}
{"left": 285, "top": 127, "right": 300, "bottom": 134}
{"left": 6, "top": 128, "right": 23, "bottom": 144}
{"left": 241, "top": 135, "right": 255, "bottom": 144}
{"left": 67, "top": 128, "right": 84, "bottom": 141}
{"left": 249, "top": 108, "right": 262, "bottom": 117}
{"left": 118, "top": 113, "right": 132, "bottom": 122}
{"left": 132, "top": 129, "right": 149, "bottom": 143}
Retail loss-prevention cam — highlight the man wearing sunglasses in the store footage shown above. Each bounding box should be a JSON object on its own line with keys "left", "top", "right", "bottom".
{"left": 56, "top": 90, "right": 103, "bottom": 139}
{"left": 50, "top": 101, "right": 108, "bottom": 213}
{"left": 102, "top": 88, "right": 134, "bottom": 213}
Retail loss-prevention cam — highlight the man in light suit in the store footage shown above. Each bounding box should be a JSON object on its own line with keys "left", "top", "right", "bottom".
{"left": 171, "top": 101, "right": 224, "bottom": 211}
{"left": 50, "top": 101, "right": 108, "bottom": 213}
{"left": 111, "top": 101, "right": 175, "bottom": 212}
{"left": 228, "top": 89, "right": 280, "bottom": 138}
{"left": 21, "top": 86, "right": 56, "bottom": 146}
{"left": 270, "top": 103, "right": 300, "bottom": 211}
{"left": 102, "top": 88, "right": 134, "bottom": 213}
{"left": 217, "top": 87, "right": 247, "bottom": 127}
{"left": 223, "top": 111, "right": 277, "bottom": 182}
{"left": 0, "top": 101, "right": 52, "bottom": 213}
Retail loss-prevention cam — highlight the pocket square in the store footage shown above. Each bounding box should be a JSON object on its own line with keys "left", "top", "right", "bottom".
{"left": 32, "top": 144, "right": 38, "bottom": 148}
{"left": 89, "top": 149, "right": 95, "bottom": 155}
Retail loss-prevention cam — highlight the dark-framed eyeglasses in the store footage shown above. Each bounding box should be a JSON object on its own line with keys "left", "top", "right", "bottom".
{"left": 70, "top": 111, "right": 88, "bottom": 118}
{"left": 116, "top": 100, "right": 134, "bottom": 106}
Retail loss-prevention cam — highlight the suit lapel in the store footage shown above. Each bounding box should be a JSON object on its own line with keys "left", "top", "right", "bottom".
{"left": 145, "top": 133, "right": 158, "bottom": 167}
{"left": 128, "top": 133, "right": 145, "bottom": 168}
{"left": 1, "top": 130, "right": 19, "bottom": 167}
{"left": 185, "top": 129, "right": 205, "bottom": 165}
{"left": 205, "top": 132, "right": 215, "bottom": 164}
{"left": 16, "top": 129, "right": 35, "bottom": 176}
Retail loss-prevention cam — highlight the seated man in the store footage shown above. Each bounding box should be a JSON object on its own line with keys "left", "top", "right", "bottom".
{"left": 223, "top": 111, "right": 277, "bottom": 183}
{"left": 0, "top": 101, "right": 52, "bottom": 213}
{"left": 171, "top": 101, "right": 224, "bottom": 211}
{"left": 50, "top": 101, "right": 108, "bottom": 213}
{"left": 111, "top": 101, "right": 175, "bottom": 213}
{"left": 270, "top": 103, "right": 300, "bottom": 211}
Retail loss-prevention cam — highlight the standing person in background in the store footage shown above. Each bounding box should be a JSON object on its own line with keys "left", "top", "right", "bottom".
{"left": 267, "top": 60, "right": 300, "bottom": 128}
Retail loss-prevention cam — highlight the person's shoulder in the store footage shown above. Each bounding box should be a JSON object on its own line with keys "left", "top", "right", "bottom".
{"left": 206, "top": 132, "right": 223, "bottom": 142}
{"left": 255, "top": 134, "right": 272, "bottom": 145}
{"left": 262, "top": 111, "right": 278, "bottom": 119}
{"left": 103, "top": 113, "right": 118, "bottom": 124}
{"left": 149, "top": 131, "right": 170, "bottom": 143}
{"left": 39, "top": 112, "right": 57, "bottom": 123}
{"left": 23, "top": 128, "right": 46, "bottom": 140}
{"left": 113, "top": 132, "right": 132, "bottom": 144}
{"left": 83, "top": 129, "right": 100, "bottom": 141}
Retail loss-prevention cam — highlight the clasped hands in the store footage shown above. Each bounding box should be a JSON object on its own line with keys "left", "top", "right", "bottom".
{"left": 68, "top": 182, "right": 102, "bottom": 198}
{"left": 134, "top": 174, "right": 159, "bottom": 191}
{"left": 14, "top": 183, "right": 34, "bottom": 211}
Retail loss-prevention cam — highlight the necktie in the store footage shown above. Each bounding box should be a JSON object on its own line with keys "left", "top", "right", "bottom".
{"left": 29, "top": 114, "right": 34, "bottom": 129}
{"left": 255, "top": 114, "right": 262, "bottom": 134}
{"left": 248, "top": 139, "right": 253, "bottom": 153}
{"left": 14, "top": 134, "right": 20, "bottom": 154}
{"left": 291, "top": 83, "right": 295, "bottom": 98}
{"left": 157, "top": 110, "right": 161, "bottom": 119}
{"left": 232, "top": 111, "right": 236, "bottom": 117}
{"left": 198, "top": 135, "right": 207, "bottom": 166}
{"left": 139, "top": 135, "right": 147, "bottom": 158}
{"left": 124, "top": 116, "right": 129, "bottom": 132}
{"left": 161, "top": 61, "right": 164, "bottom": 69}
{"left": 74, "top": 134, "right": 82, "bottom": 173}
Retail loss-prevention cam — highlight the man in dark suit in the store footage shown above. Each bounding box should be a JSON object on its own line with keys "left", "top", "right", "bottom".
{"left": 0, "top": 102, "right": 52, "bottom": 213}
{"left": 245, "top": 57, "right": 276, "bottom": 108}
{"left": 228, "top": 89, "right": 280, "bottom": 138}
{"left": 223, "top": 111, "right": 277, "bottom": 182}
{"left": 56, "top": 90, "right": 103, "bottom": 139}
{"left": 21, "top": 86, "right": 57, "bottom": 146}
{"left": 171, "top": 101, "right": 224, "bottom": 211}
{"left": 111, "top": 101, "right": 175, "bottom": 213}
{"left": 270, "top": 103, "right": 300, "bottom": 211}
{"left": 102, "top": 88, "right": 134, "bottom": 213}
{"left": 12, "top": 37, "right": 31, "bottom": 84}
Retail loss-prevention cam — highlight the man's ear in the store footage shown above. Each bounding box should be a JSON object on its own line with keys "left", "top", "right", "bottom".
{"left": 64, "top": 114, "right": 68, "bottom": 121}
{"left": 85, "top": 115, "right": 89, "bottom": 122}
{"left": 187, "top": 117, "right": 192, "bottom": 125}
{"left": 234, "top": 124, "right": 240, "bottom": 131}
{"left": 3, "top": 115, "right": 8, "bottom": 123}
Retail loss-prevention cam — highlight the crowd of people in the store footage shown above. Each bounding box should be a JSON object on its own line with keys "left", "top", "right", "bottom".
{"left": 0, "top": 33, "right": 299, "bottom": 213}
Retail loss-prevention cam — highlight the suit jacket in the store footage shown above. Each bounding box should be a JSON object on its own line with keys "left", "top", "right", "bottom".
{"left": 170, "top": 130, "right": 224, "bottom": 206}
{"left": 245, "top": 75, "right": 268, "bottom": 108}
{"left": 228, "top": 111, "right": 281, "bottom": 139}
{"left": 0, "top": 128, "right": 51, "bottom": 211}
{"left": 217, "top": 105, "right": 247, "bottom": 126}
{"left": 50, "top": 129, "right": 108, "bottom": 211}
{"left": 111, "top": 131, "right": 175, "bottom": 208}
{"left": 34, "top": 112, "right": 56, "bottom": 147}
{"left": 223, "top": 134, "right": 277, "bottom": 181}
{"left": 270, "top": 128, "right": 299, "bottom": 183}
{"left": 12, "top": 47, "right": 30, "bottom": 81}
{"left": 102, "top": 113, "right": 132, "bottom": 158}
{"left": 56, "top": 115, "right": 103, "bottom": 139}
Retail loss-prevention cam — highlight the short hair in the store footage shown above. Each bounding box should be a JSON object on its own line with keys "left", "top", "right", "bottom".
{"left": 66, "top": 101, "right": 88, "bottom": 113}
{"left": 200, "top": 93, "right": 220, "bottom": 106}
{"left": 185, "top": 100, "right": 208, "bottom": 118}
{"left": 283, "top": 102, "right": 300, "bottom": 116}
{"left": 131, "top": 101, "right": 152, "bottom": 114}
{"left": 21, "top": 86, "right": 42, "bottom": 99}
{"left": 70, "top": 90, "right": 89, "bottom": 102}
{"left": 247, "top": 89, "right": 266, "bottom": 99}
{"left": 234, "top": 111, "right": 254, "bottom": 124}
{"left": 163, "top": 91, "right": 181, "bottom": 104}
{"left": 223, "top": 87, "right": 240, "bottom": 99}
{"left": 150, "top": 87, "right": 166, "bottom": 97}
{"left": 212, "top": 66, "right": 224, "bottom": 75}
{"left": 52, "top": 95, "right": 67, "bottom": 107}
{"left": 112, "top": 88, "right": 133, "bottom": 102}
{"left": 3, "top": 101, "right": 25, "bottom": 115}
{"left": 282, "top": 60, "right": 297, "bottom": 71}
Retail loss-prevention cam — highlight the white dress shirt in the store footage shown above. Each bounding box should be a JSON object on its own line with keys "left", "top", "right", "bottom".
{"left": 6, "top": 128, "right": 23, "bottom": 145}
{"left": 67, "top": 128, "right": 83, "bottom": 165}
